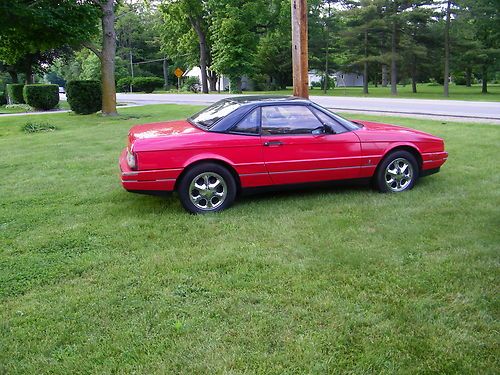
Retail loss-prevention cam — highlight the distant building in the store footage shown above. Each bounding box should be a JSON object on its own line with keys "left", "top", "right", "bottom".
{"left": 333, "top": 72, "right": 364, "bottom": 87}
{"left": 309, "top": 70, "right": 364, "bottom": 87}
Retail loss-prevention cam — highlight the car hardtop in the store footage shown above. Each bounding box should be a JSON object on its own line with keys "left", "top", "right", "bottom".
{"left": 207, "top": 96, "right": 332, "bottom": 133}
{"left": 224, "top": 95, "right": 309, "bottom": 106}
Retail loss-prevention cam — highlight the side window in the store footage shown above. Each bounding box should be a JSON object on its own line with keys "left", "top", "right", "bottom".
{"left": 311, "top": 108, "right": 347, "bottom": 134}
{"left": 230, "top": 109, "right": 259, "bottom": 134}
{"left": 261, "top": 105, "right": 323, "bottom": 135}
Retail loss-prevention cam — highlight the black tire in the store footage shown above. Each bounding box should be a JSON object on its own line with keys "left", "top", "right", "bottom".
{"left": 177, "top": 162, "right": 237, "bottom": 213}
{"left": 375, "top": 150, "right": 419, "bottom": 193}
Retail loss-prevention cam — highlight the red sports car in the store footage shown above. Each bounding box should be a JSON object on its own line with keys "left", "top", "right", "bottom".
{"left": 119, "top": 96, "right": 447, "bottom": 213}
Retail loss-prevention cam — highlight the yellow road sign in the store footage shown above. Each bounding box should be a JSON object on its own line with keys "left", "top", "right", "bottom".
{"left": 174, "top": 68, "right": 184, "bottom": 78}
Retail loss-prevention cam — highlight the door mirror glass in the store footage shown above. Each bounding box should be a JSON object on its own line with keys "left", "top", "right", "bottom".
{"left": 311, "top": 126, "right": 325, "bottom": 135}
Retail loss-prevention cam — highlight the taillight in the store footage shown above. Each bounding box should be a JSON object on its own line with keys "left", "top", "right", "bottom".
{"left": 126, "top": 149, "right": 137, "bottom": 170}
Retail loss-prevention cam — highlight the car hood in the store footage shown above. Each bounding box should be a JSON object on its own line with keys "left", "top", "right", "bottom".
{"left": 353, "top": 120, "right": 443, "bottom": 142}
{"left": 128, "top": 120, "right": 203, "bottom": 145}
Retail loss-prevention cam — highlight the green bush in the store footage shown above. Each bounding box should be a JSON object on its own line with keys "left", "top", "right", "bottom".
{"left": 0, "top": 91, "right": 6, "bottom": 106}
{"left": 117, "top": 77, "right": 133, "bottom": 92}
{"left": 22, "top": 121, "right": 57, "bottom": 133}
{"left": 6, "top": 84, "right": 25, "bottom": 104}
{"left": 182, "top": 77, "right": 200, "bottom": 92}
{"left": 132, "top": 77, "right": 163, "bottom": 93}
{"left": 66, "top": 80, "right": 102, "bottom": 115}
{"left": 23, "top": 84, "right": 59, "bottom": 110}
{"left": 453, "top": 73, "right": 467, "bottom": 86}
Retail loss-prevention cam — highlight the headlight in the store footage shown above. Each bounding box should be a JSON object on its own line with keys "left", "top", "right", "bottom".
{"left": 126, "top": 149, "right": 137, "bottom": 169}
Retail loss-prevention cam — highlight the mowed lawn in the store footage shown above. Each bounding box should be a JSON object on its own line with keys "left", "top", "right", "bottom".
{"left": 0, "top": 104, "right": 498, "bottom": 374}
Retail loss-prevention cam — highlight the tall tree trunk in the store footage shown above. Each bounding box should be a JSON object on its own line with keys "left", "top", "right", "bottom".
{"left": 230, "top": 76, "right": 242, "bottom": 93}
{"left": 208, "top": 70, "right": 217, "bottom": 92}
{"left": 443, "top": 0, "right": 451, "bottom": 97}
{"left": 465, "top": 67, "right": 472, "bottom": 87}
{"left": 163, "top": 57, "right": 169, "bottom": 90}
{"left": 381, "top": 64, "right": 388, "bottom": 87}
{"left": 390, "top": 21, "right": 398, "bottom": 96}
{"left": 411, "top": 55, "right": 417, "bottom": 93}
{"left": 363, "top": 29, "right": 368, "bottom": 95}
{"left": 25, "top": 66, "right": 33, "bottom": 84}
{"left": 482, "top": 65, "right": 488, "bottom": 94}
{"left": 323, "top": 46, "right": 329, "bottom": 93}
{"left": 8, "top": 70, "right": 19, "bottom": 83}
{"left": 101, "top": 0, "right": 117, "bottom": 116}
{"left": 189, "top": 16, "right": 209, "bottom": 94}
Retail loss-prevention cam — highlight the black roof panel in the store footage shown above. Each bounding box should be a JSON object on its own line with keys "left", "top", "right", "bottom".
{"left": 226, "top": 95, "right": 308, "bottom": 104}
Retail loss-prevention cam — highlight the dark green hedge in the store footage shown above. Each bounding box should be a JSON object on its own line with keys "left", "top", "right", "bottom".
{"left": 117, "top": 77, "right": 133, "bottom": 92}
{"left": 0, "top": 91, "right": 6, "bottom": 106}
{"left": 132, "top": 77, "right": 164, "bottom": 93}
{"left": 6, "top": 84, "right": 25, "bottom": 104}
{"left": 66, "top": 80, "right": 102, "bottom": 115}
{"left": 116, "top": 77, "right": 164, "bottom": 93}
{"left": 23, "top": 84, "right": 59, "bottom": 110}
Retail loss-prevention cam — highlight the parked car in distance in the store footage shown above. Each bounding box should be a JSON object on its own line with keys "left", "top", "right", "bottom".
{"left": 119, "top": 96, "right": 448, "bottom": 213}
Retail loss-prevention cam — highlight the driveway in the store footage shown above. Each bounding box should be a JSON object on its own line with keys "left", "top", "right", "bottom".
{"left": 115, "top": 92, "right": 500, "bottom": 124}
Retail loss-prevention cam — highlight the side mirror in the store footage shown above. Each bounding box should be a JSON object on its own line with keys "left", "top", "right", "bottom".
{"left": 312, "top": 125, "right": 335, "bottom": 135}
{"left": 311, "top": 126, "right": 325, "bottom": 135}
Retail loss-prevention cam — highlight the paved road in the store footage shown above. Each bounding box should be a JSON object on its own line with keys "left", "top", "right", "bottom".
{"left": 4, "top": 93, "right": 497, "bottom": 123}
{"left": 115, "top": 92, "right": 500, "bottom": 124}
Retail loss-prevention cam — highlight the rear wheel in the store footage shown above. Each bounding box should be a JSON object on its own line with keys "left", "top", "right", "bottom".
{"left": 375, "top": 150, "right": 419, "bottom": 193}
{"left": 178, "top": 163, "right": 237, "bottom": 213}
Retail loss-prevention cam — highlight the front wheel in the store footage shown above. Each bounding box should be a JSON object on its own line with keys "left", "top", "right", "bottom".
{"left": 177, "top": 163, "right": 237, "bottom": 213}
{"left": 375, "top": 151, "right": 419, "bottom": 193}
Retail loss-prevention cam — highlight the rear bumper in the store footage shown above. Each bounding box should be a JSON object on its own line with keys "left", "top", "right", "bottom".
{"left": 422, "top": 151, "right": 448, "bottom": 171}
{"left": 119, "top": 149, "right": 181, "bottom": 192}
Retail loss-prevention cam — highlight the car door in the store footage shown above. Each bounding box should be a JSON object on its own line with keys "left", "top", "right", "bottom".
{"left": 260, "top": 104, "right": 362, "bottom": 185}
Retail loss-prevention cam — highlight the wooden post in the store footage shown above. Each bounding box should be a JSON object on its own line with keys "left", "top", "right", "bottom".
{"left": 291, "top": 0, "right": 309, "bottom": 99}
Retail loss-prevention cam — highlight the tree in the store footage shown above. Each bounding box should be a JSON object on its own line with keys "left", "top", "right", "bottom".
{"left": 342, "top": 0, "right": 387, "bottom": 94}
{"left": 459, "top": 0, "right": 499, "bottom": 94}
{"left": 160, "top": 0, "right": 215, "bottom": 93}
{"left": 254, "top": 0, "right": 292, "bottom": 90}
{"left": 0, "top": 0, "right": 99, "bottom": 83}
{"left": 210, "top": 0, "right": 264, "bottom": 92}
{"left": 443, "top": 0, "right": 452, "bottom": 96}
{"left": 400, "top": 6, "right": 438, "bottom": 93}
{"left": 82, "top": 0, "right": 118, "bottom": 116}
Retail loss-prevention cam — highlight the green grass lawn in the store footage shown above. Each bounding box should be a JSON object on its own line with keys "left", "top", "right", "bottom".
{"left": 0, "top": 101, "right": 70, "bottom": 115}
{"left": 153, "top": 83, "right": 500, "bottom": 102}
{"left": 1, "top": 104, "right": 498, "bottom": 374}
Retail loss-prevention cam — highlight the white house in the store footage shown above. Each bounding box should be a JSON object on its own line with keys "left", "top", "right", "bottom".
{"left": 183, "top": 67, "right": 253, "bottom": 91}
{"left": 333, "top": 72, "right": 364, "bottom": 87}
{"left": 309, "top": 69, "right": 364, "bottom": 87}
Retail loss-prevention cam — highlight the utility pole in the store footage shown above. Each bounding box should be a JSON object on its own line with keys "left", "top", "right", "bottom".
{"left": 291, "top": 0, "right": 309, "bottom": 99}
{"left": 163, "top": 56, "right": 169, "bottom": 90}
{"left": 129, "top": 50, "right": 134, "bottom": 93}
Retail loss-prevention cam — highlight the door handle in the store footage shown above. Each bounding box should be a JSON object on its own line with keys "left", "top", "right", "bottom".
{"left": 264, "top": 141, "right": 283, "bottom": 147}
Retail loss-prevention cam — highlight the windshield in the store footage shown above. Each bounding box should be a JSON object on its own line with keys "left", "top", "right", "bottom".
{"left": 189, "top": 99, "right": 241, "bottom": 129}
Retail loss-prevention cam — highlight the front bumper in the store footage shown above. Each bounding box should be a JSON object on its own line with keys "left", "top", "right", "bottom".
{"left": 119, "top": 149, "right": 180, "bottom": 192}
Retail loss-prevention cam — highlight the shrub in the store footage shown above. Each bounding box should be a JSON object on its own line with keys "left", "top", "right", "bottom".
{"left": 132, "top": 77, "right": 163, "bottom": 93}
{"left": 0, "top": 91, "right": 6, "bottom": 106}
{"left": 311, "top": 81, "right": 321, "bottom": 89}
{"left": 453, "top": 73, "right": 467, "bottom": 86}
{"left": 6, "top": 104, "right": 33, "bottom": 112}
{"left": 182, "top": 77, "right": 200, "bottom": 92}
{"left": 117, "top": 77, "right": 133, "bottom": 92}
{"left": 22, "top": 121, "right": 57, "bottom": 133}
{"left": 66, "top": 80, "right": 102, "bottom": 114}
{"left": 23, "top": 84, "right": 59, "bottom": 110}
{"left": 6, "top": 84, "right": 25, "bottom": 104}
